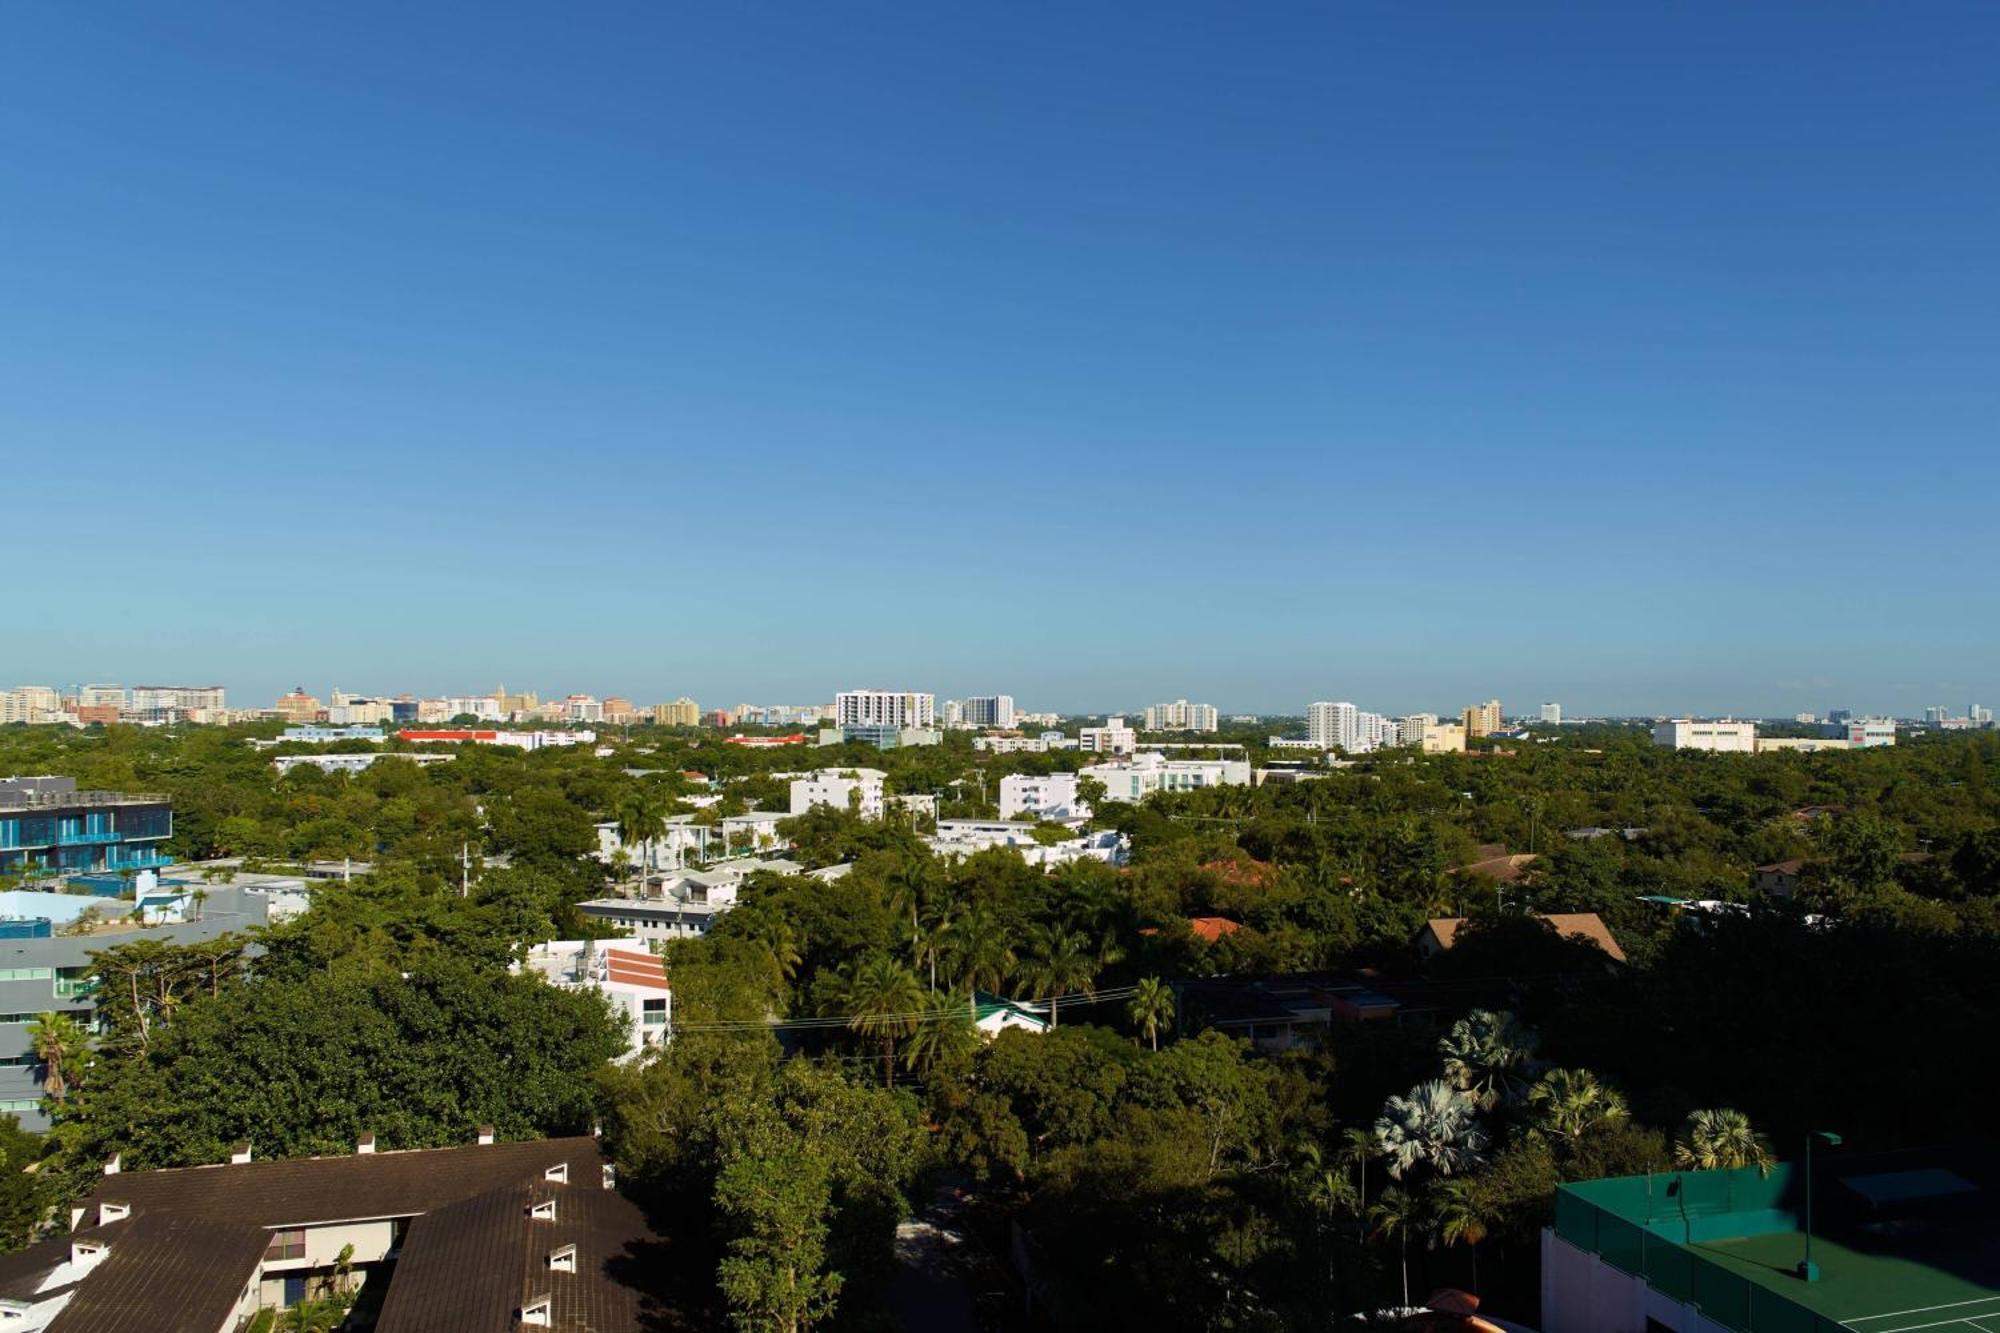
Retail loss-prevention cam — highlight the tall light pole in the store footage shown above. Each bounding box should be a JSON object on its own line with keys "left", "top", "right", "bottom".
{"left": 1797, "top": 1130, "right": 1843, "bottom": 1281}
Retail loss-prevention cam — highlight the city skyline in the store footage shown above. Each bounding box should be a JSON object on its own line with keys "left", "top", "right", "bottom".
{"left": 3, "top": 669, "right": 1992, "bottom": 723}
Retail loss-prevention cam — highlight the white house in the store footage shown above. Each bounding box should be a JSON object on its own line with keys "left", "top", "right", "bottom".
{"left": 1079, "top": 752, "right": 1251, "bottom": 802}
{"left": 998, "top": 773, "right": 1087, "bottom": 821}
{"left": 789, "top": 768, "right": 887, "bottom": 819}
{"left": 1651, "top": 719, "right": 1758, "bottom": 753}
{"left": 972, "top": 991, "right": 1050, "bottom": 1036}
{"left": 515, "top": 940, "right": 671, "bottom": 1058}
{"left": 928, "top": 819, "right": 1129, "bottom": 868}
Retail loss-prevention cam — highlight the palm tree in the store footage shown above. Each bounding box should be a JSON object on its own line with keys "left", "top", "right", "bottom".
{"left": 27, "top": 1011, "right": 90, "bottom": 1103}
{"left": 1527, "top": 1067, "right": 1629, "bottom": 1149}
{"left": 947, "top": 909, "right": 1016, "bottom": 1021}
{"left": 615, "top": 790, "right": 667, "bottom": 890}
{"left": 1674, "top": 1108, "right": 1774, "bottom": 1172}
{"left": 911, "top": 907, "right": 955, "bottom": 993}
{"left": 902, "top": 995, "right": 977, "bottom": 1077}
{"left": 1014, "top": 924, "right": 1097, "bottom": 1028}
{"left": 1367, "top": 1185, "right": 1421, "bottom": 1311}
{"left": 1374, "top": 1080, "right": 1489, "bottom": 1181}
{"left": 1438, "top": 1009, "right": 1538, "bottom": 1110}
{"left": 835, "top": 955, "right": 926, "bottom": 1090}
{"left": 1338, "top": 1126, "right": 1379, "bottom": 1224}
{"left": 1431, "top": 1177, "right": 1491, "bottom": 1294}
{"left": 1127, "top": 976, "right": 1174, "bottom": 1050}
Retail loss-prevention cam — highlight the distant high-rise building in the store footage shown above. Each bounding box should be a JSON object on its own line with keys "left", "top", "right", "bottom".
{"left": 1306, "top": 701, "right": 1398, "bottom": 753}
{"left": 961, "top": 696, "right": 1017, "bottom": 729}
{"left": 274, "top": 688, "right": 322, "bottom": 723}
{"left": 1794, "top": 712, "right": 1818, "bottom": 725}
{"left": 79, "top": 684, "right": 126, "bottom": 709}
{"left": 1974, "top": 704, "right": 1994, "bottom": 727}
{"left": 1540, "top": 702, "right": 1562, "bottom": 725}
{"left": 1144, "top": 699, "right": 1218, "bottom": 732}
{"left": 1828, "top": 709, "right": 1853, "bottom": 726}
{"left": 652, "top": 698, "right": 699, "bottom": 727}
{"left": 130, "top": 684, "right": 226, "bottom": 714}
{"left": 1462, "top": 699, "right": 1503, "bottom": 737}
{"left": 835, "top": 690, "right": 936, "bottom": 730}
{"left": 1925, "top": 706, "right": 1949, "bottom": 725}
{"left": 1079, "top": 716, "right": 1137, "bottom": 754}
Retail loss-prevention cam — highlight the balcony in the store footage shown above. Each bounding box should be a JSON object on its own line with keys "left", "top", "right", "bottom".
{"left": 104, "top": 849, "right": 175, "bottom": 870}
{"left": 57, "top": 831, "right": 120, "bottom": 846}
{"left": 54, "top": 978, "right": 98, "bottom": 999}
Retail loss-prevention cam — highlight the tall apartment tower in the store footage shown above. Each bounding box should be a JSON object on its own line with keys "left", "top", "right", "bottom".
{"left": 834, "top": 690, "right": 936, "bottom": 730}
{"left": 1144, "top": 699, "right": 1219, "bottom": 732}
{"left": 1540, "top": 702, "right": 1562, "bottom": 725}
{"left": 1463, "top": 699, "right": 1503, "bottom": 737}
{"left": 961, "top": 695, "right": 1017, "bottom": 729}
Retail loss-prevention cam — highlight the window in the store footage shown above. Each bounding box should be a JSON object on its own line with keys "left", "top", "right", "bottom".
{"left": 548, "top": 1244, "right": 576, "bottom": 1272}
{"left": 264, "top": 1228, "right": 306, "bottom": 1261}
{"left": 0, "top": 968, "right": 52, "bottom": 982}
{"left": 98, "top": 1203, "right": 129, "bottom": 1224}
{"left": 528, "top": 1199, "right": 556, "bottom": 1221}
{"left": 544, "top": 1162, "right": 568, "bottom": 1184}
{"left": 641, "top": 997, "right": 667, "bottom": 1025}
{"left": 521, "top": 1295, "right": 552, "bottom": 1326}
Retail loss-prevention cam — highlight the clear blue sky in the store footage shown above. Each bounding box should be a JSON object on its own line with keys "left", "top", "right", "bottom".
{"left": 6, "top": 3, "right": 1997, "bottom": 718}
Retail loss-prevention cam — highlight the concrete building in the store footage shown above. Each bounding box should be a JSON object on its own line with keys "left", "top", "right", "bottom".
{"left": 0, "top": 778, "right": 174, "bottom": 881}
{"left": 1, "top": 882, "right": 269, "bottom": 1129}
{"left": 959, "top": 695, "right": 1017, "bottom": 729}
{"left": 396, "top": 730, "right": 595, "bottom": 750}
{"left": 651, "top": 697, "right": 699, "bottom": 727}
{"left": 1652, "top": 719, "right": 1758, "bottom": 753}
{"left": 515, "top": 940, "right": 671, "bottom": 1059}
{"left": 273, "top": 753, "right": 452, "bottom": 776}
{"left": 278, "top": 725, "right": 385, "bottom": 744}
{"left": 1079, "top": 716, "right": 1137, "bottom": 754}
{"left": 998, "top": 774, "right": 1086, "bottom": 821}
{"left": 833, "top": 690, "right": 936, "bottom": 730}
{"left": 129, "top": 685, "right": 225, "bottom": 714}
{"left": 1306, "top": 702, "right": 1400, "bottom": 753}
{"left": 1143, "top": 700, "right": 1219, "bottom": 732}
{"left": 1462, "top": 699, "right": 1503, "bottom": 737}
{"left": 576, "top": 858, "right": 804, "bottom": 942}
{"left": 0, "top": 687, "right": 64, "bottom": 725}
{"left": 1080, "top": 752, "right": 1251, "bottom": 803}
{"left": 1540, "top": 702, "right": 1562, "bottom": 725}
{"left": 927, "top": 820, "right": 1127, "bottom": 869}
{"left": 790, "top": 768, "right": 888, "bottom": 819}
{"left": 1975, "top": 704, "right": 1995, "bottom": 726}
{"left": 1842, "top": 717, "right": 1897, "bottom": 748}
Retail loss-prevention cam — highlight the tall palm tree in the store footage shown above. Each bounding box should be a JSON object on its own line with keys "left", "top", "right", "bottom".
{"left": 835, "top": 955, "right": 927, "bottom": 1090}
{"left": 911, "top": 907, "right": 955, "bottom": 993}
{"left": 902, "top": 994, "right": 977, "bottom": 1076}
{"left": 28, "top": 1011, "right": 90, "bottom": 1103}
{"left": 1014, "top": 923, "right": 1097, "bottom": 1028}
{"left": 1367, "top": 1185, "right": 1421, "bottom": 1311}
{"left": 1374, "top": 1080, "right": 1489, "bottom": 1181}
{"left": 1438, "top": 1009, "right": 1538, "bottom": 1110}
{"left": 1431, "top": 1176, "right": 1491, "bottom": 1294}
{"left": 1127, "top": 976, "right": 1174, "bottom": 1051}
{"left": 1674, "top": 1108, "right": 1774, "bottom": 1172}
{"left": 1338, "top": 1126, "right": 1379, "bottom": 1223}
{"left": 615, "top": 790, "right": 667, "bottom": 890}
{"left": 947, "top": 909, "right": 1016, "bottom": 1020}
{"left": 1527, "top": 1067, "right": 1629, "bottom": 1149}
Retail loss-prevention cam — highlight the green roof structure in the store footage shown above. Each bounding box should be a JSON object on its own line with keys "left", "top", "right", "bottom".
{"left": 1548, "top": 1156, "right": 2000, "bottom": 1333}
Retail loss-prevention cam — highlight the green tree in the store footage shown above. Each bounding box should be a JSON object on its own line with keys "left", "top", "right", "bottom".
{"left": 1014, "top": 924, "right": 1097, "bottom": 1029}
{"left": 834, "top": 955, "right": 925, "bottom": 1089}
{"left": 1437, "top": 1008, "right": 1538, "bottom": 1110}
{"left": 1367, "top": 1185, "right": 1421, "bottom": 1310}
{"left": 1126, "top": 976, "right": 1174, "bottom": 1051}
{"left": 945, "top": 908, "right": 1015, "bottom": 1020}
{"left": 27, "top": 1011, "right": 91, "bottom": 1103}
{"left": 1526, "top": 1067, "right": 1629, "bottom": 1150}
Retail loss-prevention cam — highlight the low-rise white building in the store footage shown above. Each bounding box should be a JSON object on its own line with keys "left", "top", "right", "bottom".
{"left": 577, "top": 857, "right": 805, "bottom": 942}
{"left": 998, "top": 773, "right": 1087, "bottom": 820}
{"left": 1842, "top": 718, "right": 1897, "bottom": 748}
{"left": 1079, "top": 716, "right": 1137, "bottom": 754}
{"left": 272, "top": 753, "right": 453, "bottom": 776}
{"left": 790, "top": 768, "right": 887, "bottom": 819}
{"left": 1081, "top": 752, "right": 1252, "bottom": 802}
{"left": 928, "top": 819, "right": 1128, "bottom": 868}
{"left": 515, "top": 939, "right": 671, "bottom": 1058}
{"left": 1652, "top": 719, "right": 1758, "bottom": 752}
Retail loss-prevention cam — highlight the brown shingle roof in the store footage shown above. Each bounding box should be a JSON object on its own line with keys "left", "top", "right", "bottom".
{"left": 1422, "top": 912, "right": 1626, "bottom": 963}
{"left": 47, "top": 1214, "right": 272, "bottom": 1333}
{"left": 377, "top": 1178, "right": 670, "bottom": 1332}
{"left": 83, "top": 1136, "right": 598, "bottom": 1228}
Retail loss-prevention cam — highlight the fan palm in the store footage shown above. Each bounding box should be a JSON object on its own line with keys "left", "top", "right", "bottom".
{"left": 1438, "top": 1008, "right": 1538, "bottom": 1110}
{"left": 1127, "top": 976, "right": 1174, "bottom": 1051}
{"left": 902, "top": 994, "right": 977, "bottom": 1076}
{"left": 1674, "top": 1108, "right": 1774, "bottom": 1172}
{"left": 1374, "top": 1080, "right": 1489, "bottom": 1181}
{"left": 835, "top": 955, "right": 926, "bottom": 1090}
{"left": 1527, "top": 1067, "right": 1629, "bottom": 1149}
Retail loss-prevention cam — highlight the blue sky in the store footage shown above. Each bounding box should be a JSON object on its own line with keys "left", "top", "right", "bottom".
{"left": 5, "top": 3, "right": 1998, "bottom": 717}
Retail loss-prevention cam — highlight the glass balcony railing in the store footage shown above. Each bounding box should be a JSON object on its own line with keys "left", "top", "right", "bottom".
{"left": 57, "top": 831, "right": 121, "bottom": 845}
{"left": 54, "top": 979, "right": 99, "bottom": 999}
{"left": 105, "top": 849, "right": 175, "bottom": 870}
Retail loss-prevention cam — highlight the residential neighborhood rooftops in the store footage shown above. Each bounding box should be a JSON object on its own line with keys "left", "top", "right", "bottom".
{"left": 1420, "top": 912, "right": 1626, "bottom": 962}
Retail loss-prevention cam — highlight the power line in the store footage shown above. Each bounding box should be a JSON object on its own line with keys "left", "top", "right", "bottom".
{"left": 671, "top": 985, "right": 1143, "bottom": 1032}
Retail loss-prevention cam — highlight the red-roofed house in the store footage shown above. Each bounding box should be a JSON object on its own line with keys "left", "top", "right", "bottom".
{"left": 1188, "top": 916, "right": 1245, "bottom": 944}
{"left": 516, "top": 941, "right": 670, "bottom": 1059}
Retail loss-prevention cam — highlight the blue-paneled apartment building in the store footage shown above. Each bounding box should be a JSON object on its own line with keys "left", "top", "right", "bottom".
{"left": 1, "top": 775, "right": 195, "bottom": 1129}
{"left": 0, "top": 775, "right": 174, "bottom": 878}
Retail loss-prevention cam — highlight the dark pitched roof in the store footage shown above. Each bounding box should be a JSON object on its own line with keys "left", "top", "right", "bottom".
{"left": 83, "top": 1136, "right": 598, "bottom": 1228}
{"left": 47, "top": 1214, "right": 271, "bottom": 1333}
{"left": 377, "top": 1178, "right": 670, "bottom": 1332}
{"left": 0, "top": 1233, "right": 73, "bottom": 1302}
